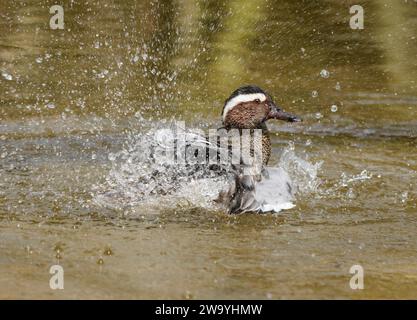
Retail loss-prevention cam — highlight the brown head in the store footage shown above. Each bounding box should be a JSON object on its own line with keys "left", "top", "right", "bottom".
{"left": 222, "top": 85, "right": 301, "bottom": 129}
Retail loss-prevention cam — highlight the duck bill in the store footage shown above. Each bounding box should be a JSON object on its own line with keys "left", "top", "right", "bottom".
{"left": 268, "top": 105, "right": 302, "bottom": 122}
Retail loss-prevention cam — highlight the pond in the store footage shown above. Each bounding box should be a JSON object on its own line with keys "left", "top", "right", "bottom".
{"left": 0, "top": 0, "right": 416, "bottom": 299}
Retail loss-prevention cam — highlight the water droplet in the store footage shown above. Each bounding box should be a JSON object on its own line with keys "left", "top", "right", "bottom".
{"left": 315, "top": 112, "right": 323, "bottom": 119}
{"left": 108, "top": 153, "right": 116, "bottom": 161}
{"left": 26, "top": 246, "right": 34, "bottom": 255}
{"left": 46, "top": 102, "right": 56, "bottom": 109}
{"left": 1, "top": 71, "right": 13, "bottom": 81}
{"left": 97, "top": 258, "right": 104, "bottom": 265}
{"left": 35, "top": 57, "right": 43, "bottom": 64}
{"left": 311, "top": 90, "right": 319, "bottom": 98}
{"left": 91, "top": 153, "right": 97, "bottom": 160}
{"left": 335, "top": 82, "right": 341, "bottom": 91}
{"left": 97, "top": 69, "right": 109, "bottom": 78}
{"left": 134, "top": 111, "right": 143, "bottom": 120}
{"left": 54, "top": 244, "right": 63, "bottom": 253}
{"left": 104, "top": 248, "right": 113, "bottom": 256}
{"left": 347, "top": 188, "right": 356, "bottom": 199}
{"left": 320, "top": 69, "right": 330, "bottom": 78}
{"left": 401, "top": 191, "right": 408, "bottom": 203}
{"left": 330, "top": 105, "right": 338, "bottom": 112}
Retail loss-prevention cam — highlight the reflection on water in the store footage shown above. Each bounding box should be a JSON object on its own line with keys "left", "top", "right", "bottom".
{"left": 0, "top": 0, "right": 417, "bottom": 299}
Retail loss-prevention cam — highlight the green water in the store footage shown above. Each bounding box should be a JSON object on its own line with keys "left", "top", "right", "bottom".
{"left": 1, "top": 0, "right": 416, "bottom": 299}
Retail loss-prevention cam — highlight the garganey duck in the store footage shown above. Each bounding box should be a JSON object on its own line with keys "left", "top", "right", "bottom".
{"left": 216, "top": 85, "right": 302, "bottom": 214}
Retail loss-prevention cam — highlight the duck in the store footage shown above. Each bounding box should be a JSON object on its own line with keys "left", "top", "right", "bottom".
{"left": 215, "top": 85, "right": 302, "bottom": 214}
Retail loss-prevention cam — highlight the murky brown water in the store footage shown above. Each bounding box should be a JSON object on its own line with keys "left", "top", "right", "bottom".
{"left": 1, "top": 0, "right": 417, "bottom": 299}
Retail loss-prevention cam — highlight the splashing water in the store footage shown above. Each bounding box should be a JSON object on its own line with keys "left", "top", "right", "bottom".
{"left": 279, "top": 143, "right": 323, "bottom": 195}
{"left": 93, "top": 124, "right": 230, "bottom": 212}
{"left": 319, "top": 168, "right": 375, "bottom": 201}
{"left": 340, "top": 169, "right": 373, "bottom": 186}
{"left": 93, "top": 129, "right": 323, "bottom": 214}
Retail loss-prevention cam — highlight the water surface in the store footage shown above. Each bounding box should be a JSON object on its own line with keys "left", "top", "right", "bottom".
{"left": 1, "top": 0, "right": 417, "bottom": 299}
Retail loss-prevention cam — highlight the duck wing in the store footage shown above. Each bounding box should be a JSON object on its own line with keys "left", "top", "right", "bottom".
{"left": 217, "top": 167, "right": 295, "bottom": 214}
{"left": 255, "top": 167, "right": 295, "bottom": 212}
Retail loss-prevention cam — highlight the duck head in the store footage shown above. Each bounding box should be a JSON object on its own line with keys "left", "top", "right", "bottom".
{"left": 222, "top": 85, "right": 301, "bottom": 129}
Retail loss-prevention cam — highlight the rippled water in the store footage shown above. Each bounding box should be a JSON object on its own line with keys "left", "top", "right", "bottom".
{"left": 1, "top": 0, "right": 417, "bottom": 299}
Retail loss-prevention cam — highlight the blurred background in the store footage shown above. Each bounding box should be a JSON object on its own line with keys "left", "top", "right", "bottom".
{"left": 1, "top": 0, "right": 417, "bottom": 128}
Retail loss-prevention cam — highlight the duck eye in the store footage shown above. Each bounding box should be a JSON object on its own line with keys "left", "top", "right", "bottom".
{"left": 254, "top": 99, "right": 261, "bottom": 103}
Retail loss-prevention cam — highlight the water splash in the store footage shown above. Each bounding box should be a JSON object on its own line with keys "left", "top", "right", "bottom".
{"left": 93, "top": 131, "right": 323, "bottom": 214}
{"left": 320, "top": 169, "right": 374, "bottom": 200}
{"left": 279, "top": 143, "right": 323, "bottom": 195}
{"left": 1, "top": 71, "right": 13, "bottom": 81}
{"left": 93, "top": 124, "right": 230, "bottom": 212}
{"left": 340, "top": 170, "right": 372, "bottom": 187}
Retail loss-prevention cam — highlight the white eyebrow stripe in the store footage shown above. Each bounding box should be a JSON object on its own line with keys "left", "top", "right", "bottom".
{"left": 222, "top": 93, "right": 266, "bottom": 122}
